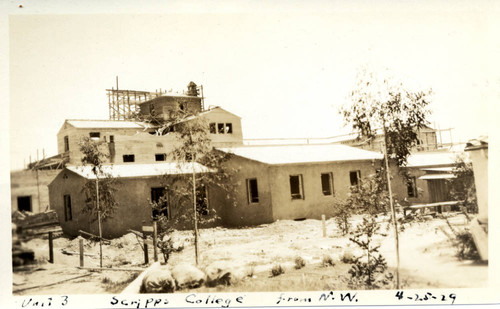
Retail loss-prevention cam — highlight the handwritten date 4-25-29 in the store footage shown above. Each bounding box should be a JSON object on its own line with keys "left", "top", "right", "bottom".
{"left": 395, "top": 291, "right": 456, "bottom": 304}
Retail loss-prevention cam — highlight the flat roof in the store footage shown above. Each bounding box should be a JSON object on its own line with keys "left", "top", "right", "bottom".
{"left": 406, "top": 151, "right": 463, "bottom": 167}
{"left": 217, "top": 144, "right": 383, "bottom": 165}
{"left": 66, "top": 120, "right": 148, "bottom": 129}
{"left": 66, "top": 162, "right": 211, "bottom": 179}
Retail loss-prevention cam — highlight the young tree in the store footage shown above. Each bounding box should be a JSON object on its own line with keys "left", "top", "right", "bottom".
{"left": 79, "top": 136, "right": 119, "bottom": 267}
{"left": 340, "top": 67, "right": 432, "bottom": 287}
{"left": 152, "top": 109, "right": 236, "bottom": 265}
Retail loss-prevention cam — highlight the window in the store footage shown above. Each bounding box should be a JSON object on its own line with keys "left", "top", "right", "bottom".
{"left": 209, "top": 123, "right": 216, "bottom": 134}
{"left": 407, "top": 176, "right": 418, "bottom": 198}
{"left": 350, "top": 170, "right": 361, "bottom": 186}
{"left": 89, "top": 132, "right": 100, "bottom": 139}
{"left": 225, "top": 123, "right": 233, "bottom": 134}
{"left": 185, "top": 153, "right": 193, "bottom": 161}
{"left": 17, "top": 196, "right": 32, "bottom": 212}
{"left": 217, "top": 123, "right": 225, "bottom": 134}
{"left": 321, "top": 173, "right": 334, "bottom": 196}
{"left": 109, "top": 135, "right": 114, "bottom": 143}
{"left": 155, "top": 153, "right": 166, "bottom": 161}
{"left": 196, "top": 185, "right": 209, "bottom": 216}
{"left": 64, "top": 194, "right": 72, "bottom": 221}
{"left": 64, "top": 136, "right": 69, "bottom": 152}
{"left": 246, "top": 178, "right": 259, "bottom": 203}
{"left": 151, "top": 187, "right": 168, "bottom": 219}
{"left": 123, "top": 154, "right": 135, "bottom": 162}
{"left": 289, "top": 175, "right": 304, "bottom": 200}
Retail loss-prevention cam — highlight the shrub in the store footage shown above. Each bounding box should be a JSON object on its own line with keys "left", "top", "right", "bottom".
{"left": 270, "top": 264, "right": 285, "bottom": 277}
{"left": 322, "top": 255, "right": 335, "bottom": 267}
{"left": 455, "top": 230, "right": 480, "bottom": 260}
{"left": 348, "top": 216, "right": 390, "bottom": 289}
{"left": 294, "top": 256, "right": 306, "bottom": 269}
{"left": 341, "top": 251, "right": 355, "bottom": 264}
{"left": 332, "top": 199, "right": 352, "bottom": 235}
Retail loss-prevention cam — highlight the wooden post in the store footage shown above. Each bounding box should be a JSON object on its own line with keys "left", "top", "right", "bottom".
{"left": 153, "top": 221, "right": 158, "bottom": 262}
{"left": 192, "top": 156, "right": 199, "bottom": 265}
{"left": 321, "top": 214, "right": 326, "bottom": 237}
{"left": 144, "top": 243, "right": 149, "bottom": 265}
{"left": 383, "top": 127, "right": 400, "bottom": 289}
{"left": 97, "top": 177, "right": 103, "bottom": 268}
{"left": 79, "top": 238, "right": 84, "bottom": 267}
{"left": 48, "top": 232, "right": 54, "bottom": 263}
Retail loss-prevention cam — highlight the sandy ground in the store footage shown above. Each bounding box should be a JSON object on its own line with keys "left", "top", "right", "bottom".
{"left": 12, "top": 212, "right": 487, "bottom": 294}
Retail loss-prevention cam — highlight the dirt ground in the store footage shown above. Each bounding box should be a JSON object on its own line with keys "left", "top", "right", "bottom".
{"left": 12, "top": 212, "right": 487, "bottom": 295}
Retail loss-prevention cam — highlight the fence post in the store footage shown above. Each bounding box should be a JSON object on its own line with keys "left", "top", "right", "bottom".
{"left": 143, "top": 233, "right": 149, "bottom": 265}
{"left": 79, "top": 238, "right": 84, "bottom": 267}
{"left": 321, "top": 215, "right": 326, "bottom": 237}
{"left": 153, "top": 221, "right": 158, "bottom": 262}
{"left": 48, "top": 232, "right": 54, "bottom": 263}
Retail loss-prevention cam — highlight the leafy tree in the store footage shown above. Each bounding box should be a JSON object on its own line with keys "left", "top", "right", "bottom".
{"left": 340, "top": 67, "right": 432, "bottom": 288}
{"left": 79, "top": 136, "right": 119, "bottom": 267}
{"left": 449, "top": 154, "right": 477, "bottom": 213}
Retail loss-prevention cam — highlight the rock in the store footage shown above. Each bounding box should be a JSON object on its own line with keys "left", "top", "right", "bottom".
{"left": 140, "top": 269, "right": 176, "bottom": 293}
{"left": 171, "top": 263, "right": 205, "bottom": 289}
{"left": 205, "top": 261, "right": 234, "bottom": 287}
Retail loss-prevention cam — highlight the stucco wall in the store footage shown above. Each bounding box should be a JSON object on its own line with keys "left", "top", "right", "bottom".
{"left": 139, "top": 96, "right": 202, "bottom": 118}
{"left": 11, "top": 169, "right": 61, "bottom": 213}
{"left": 199, "top": 109, "right": 244, "bottom": 146}
{"left": 49, "top": 170, "right": 166, "bottom": 238}
{"left": 219, "top": 155, "right": 274, "bottom": 226}
{"left": 469, "top": 148, "right": 488, "bottom": 221}
{"left": 269, "top": 160, "right": 379, "bottom": 220}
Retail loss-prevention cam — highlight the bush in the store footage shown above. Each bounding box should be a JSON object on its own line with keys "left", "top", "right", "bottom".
{"left": 294, "top": 256, "right": 306, "bottom": 269}
{"left": 332, "top": 199, "right": 352, "bottom": 235}
{"left": 341, "top": 251, "right": 355, "bottom": 264}
{"left": 455, "top": 230, "right": 480, "bottom": 260}
{"left": 348, "top": 216, "right": 390, "bottom": 289}
{"left": 322, "top": 255, "right": 335, "bottom": 267}
{"left": 270, "top": 264, "right": 285, "bottom": 277}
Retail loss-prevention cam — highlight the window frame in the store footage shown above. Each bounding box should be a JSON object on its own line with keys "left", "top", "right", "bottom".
{"left": 225, "top": 123, "right": 233, "bottom": 134}
{"left": 349, "top": 170, "right": 361, "bottom": 187}
{"left": 209, "top": 123, "right": 216, "bottom": 134}
{"left": 289, "top": 174, "right": 304, "bottom": 200}
{"left": 321, "top": 172, "right": 334, "bottom": 196}
{"left": 89, "top": 132, "right": 101, "bottom": 139}
{"left": 63, "top": 194, "right": 72, "bottom": 222}
{"left": 246, "top": 178, "right": 259, "bottom": 204}
{"left": 407, "top": 176, "right": 418, "bottom": 198}
{"left": 217, "top": 123, "right": 225, "bottom": 134}
{"left": 123, "top": 154, "right": 135, "bottom": 163}
{"left": 155, "top": 153, "right": 166, "bottom": 161}
{"left": 64, "top": 136, "right": 69, "bottom": 152}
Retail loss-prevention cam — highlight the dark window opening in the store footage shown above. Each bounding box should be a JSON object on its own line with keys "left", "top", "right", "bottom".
{"left": 217, "top": 123, "right": 225, "bottom": 134}
{"left": 321, "top": 173, "right": 333, "bottom": 196}
{"left": 247, "top": 178, "right": 259, "bottom": 203}
{"left": 17, "top": 196, "right": 32, "bottom": 212}
{"left": 110, "top": 135, "right": 114, "bottom": 143}
{"left": 407, "top": 176, "right": 418, "bottom": 198}
{"left": 123, "top": 154, "right": 135, "bottom": 162}
{"left": 155, "top": 153, "right": 166, "bottom": 161}
{"left": 179, "top": 103, "right": 185, "bottom": 111}
{"left": 196, "top": 185, "right": 209, "bottom": 216}
{"left": 151, "top": 187, "right": 168, "bottom": 219}
{"left": 64, "top": 194, "right": 72, "bottom": 221}
{"left": 209, "top": 123, "right": 216, "bottom": 134}
{"left": 225, "top": 123, "right": 233, "bottom": 134}
{"left": 89, "top": 132, "right": 100, "bottom": 139}
{"left": 350, "top": 170, "right": 361, "bottom": 186}
{"left": 185, "top": 153, "right": 193, "bottom": 162}
{"left": 290, "top": 175, "right": 304, "bottom": 200}
{"left": 64, "top": 136, "right": 69, "bottom": 152}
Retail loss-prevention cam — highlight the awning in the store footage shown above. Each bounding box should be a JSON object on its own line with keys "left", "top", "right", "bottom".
{"left": 419, "top": 174, "right": 456, "bottom": 180}
{"left": 420, "top": 167, "right": 454, "bottom": 172}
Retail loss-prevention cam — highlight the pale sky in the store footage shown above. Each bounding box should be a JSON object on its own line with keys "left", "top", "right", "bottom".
{"left": 6, "top": 1, "right": 499, "bottom": 171}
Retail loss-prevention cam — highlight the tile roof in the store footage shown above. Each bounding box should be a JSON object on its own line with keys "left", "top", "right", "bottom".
{"left": 66, "top": 162, "right": 211, "bottom": 179}
{"left": 217, "top": 144, "right": 383, "bottom": 165}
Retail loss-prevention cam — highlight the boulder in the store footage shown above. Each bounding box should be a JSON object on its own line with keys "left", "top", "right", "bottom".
{"left": 171, "top": 263, "right": 205, "bottom": 289}
{"left": 140, "top": 269, "right": 176, "bottom": 293}
{"left": 205, "top": 261, "right": 234, "bottom": 287}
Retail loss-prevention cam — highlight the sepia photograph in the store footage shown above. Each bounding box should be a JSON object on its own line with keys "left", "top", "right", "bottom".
{"left": 3, "top": 1, "right": 499, "bottom": 307}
